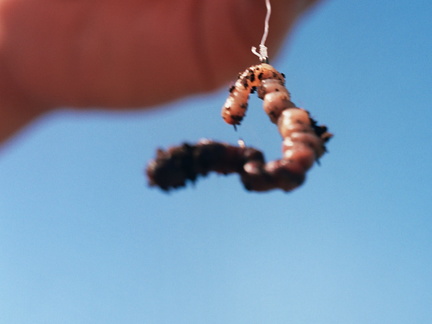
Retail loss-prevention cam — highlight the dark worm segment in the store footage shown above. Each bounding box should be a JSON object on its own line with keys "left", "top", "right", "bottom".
{"left": 146, "top": 63, "right": 332, "bottom": 192}
{"left": 146, "top": 140, "right": 305, "bottom": 192}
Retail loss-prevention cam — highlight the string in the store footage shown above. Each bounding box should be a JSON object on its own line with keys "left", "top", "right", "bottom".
{"left": 251, "top": 0, "right": 271, "bottom": 63}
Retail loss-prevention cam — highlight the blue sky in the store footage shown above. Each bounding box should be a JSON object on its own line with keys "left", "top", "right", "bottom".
{"left": 1, "top": 1, "right": 432, "bottom": 323}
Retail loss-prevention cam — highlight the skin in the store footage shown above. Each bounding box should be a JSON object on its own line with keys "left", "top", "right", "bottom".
{"left": 0, "top": 0, "right": 321, "bottom": 144}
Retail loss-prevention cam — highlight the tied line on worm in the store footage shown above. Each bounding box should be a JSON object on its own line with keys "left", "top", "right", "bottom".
{"left": 146, "top": 0, "right": 332, "bottom": 192}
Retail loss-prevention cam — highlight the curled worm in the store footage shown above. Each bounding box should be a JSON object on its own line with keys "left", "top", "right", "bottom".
{"left": 146, "top": 63, "right": 332, "bottom": 192}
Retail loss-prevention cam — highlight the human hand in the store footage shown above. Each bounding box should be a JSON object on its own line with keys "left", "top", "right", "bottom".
{"left": 0, "top": 0, "right": 321, "bottom": 143}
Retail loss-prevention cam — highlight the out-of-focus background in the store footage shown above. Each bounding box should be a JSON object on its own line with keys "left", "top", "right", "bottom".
{"left": 1, "top": 1, "right": 431, "bottom": 323}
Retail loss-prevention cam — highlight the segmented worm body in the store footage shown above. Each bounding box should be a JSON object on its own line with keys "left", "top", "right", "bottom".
{"left": 146, "top": 63, "right": 332, "bottom": 192}
{"left": 222, "top": 63, "right": 289, "bottom": 125}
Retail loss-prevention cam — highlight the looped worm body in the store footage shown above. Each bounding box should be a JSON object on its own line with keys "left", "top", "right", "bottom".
{"left": 146, "top": 63, "right": 332, "bottom": 192}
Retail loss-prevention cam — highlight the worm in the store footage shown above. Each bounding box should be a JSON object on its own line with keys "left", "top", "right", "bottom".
{"left": 146, "top": 63, "right": 332, "bottom": 192}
